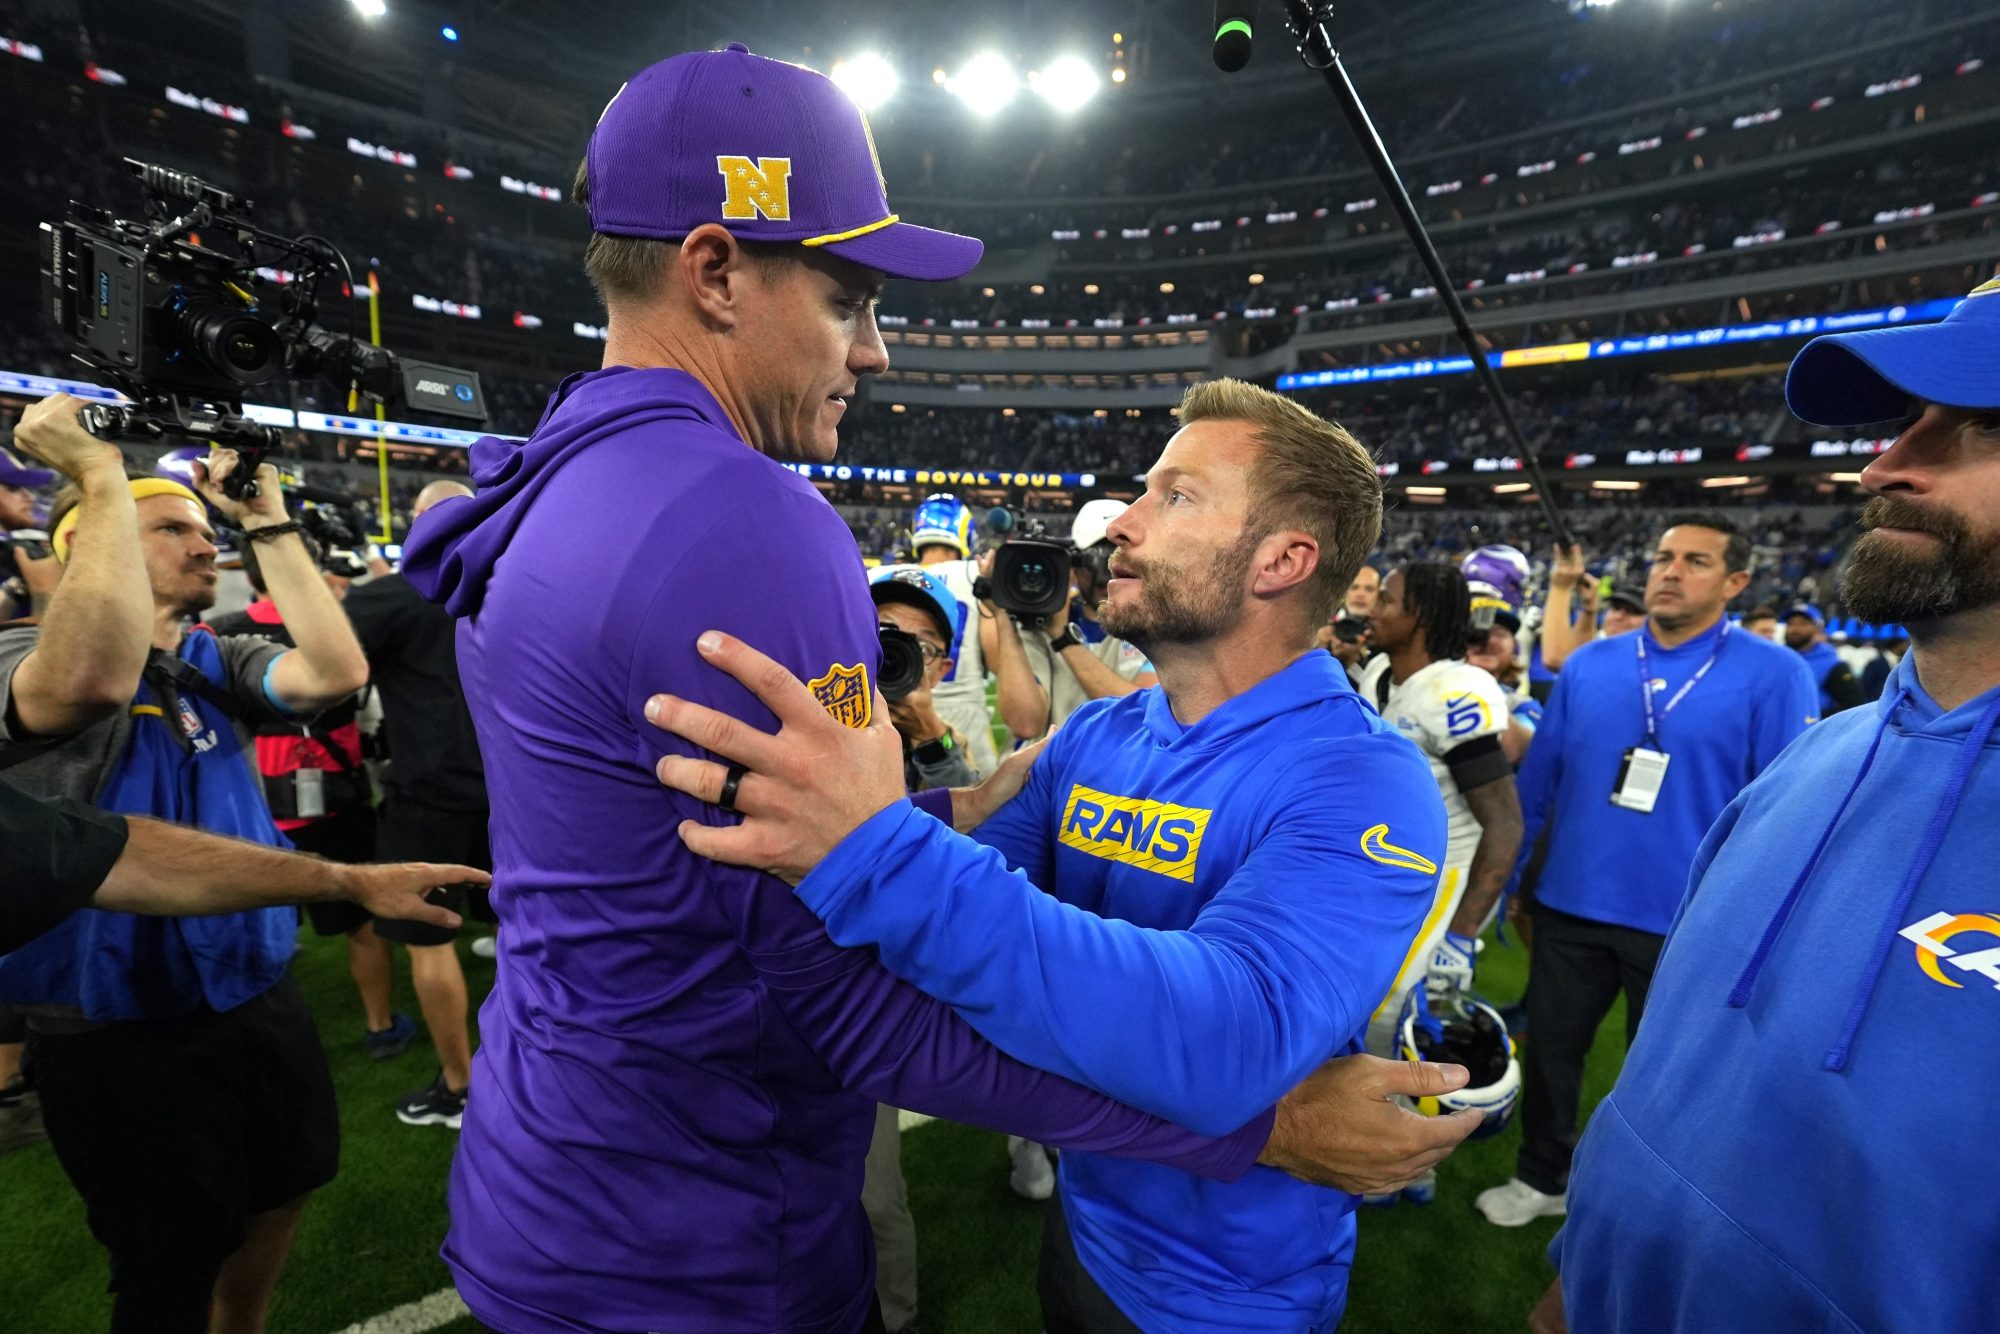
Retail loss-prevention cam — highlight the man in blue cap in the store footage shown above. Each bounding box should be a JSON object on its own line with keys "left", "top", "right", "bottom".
{"left": 1532, "top": 276, "right": 2000, "bottom": 1333}
{"left": 1781, "top": 603, "right": 1864, "bottom": 715}
{"left": 406, "top": 46, "right": 1471, "bottom": 1334}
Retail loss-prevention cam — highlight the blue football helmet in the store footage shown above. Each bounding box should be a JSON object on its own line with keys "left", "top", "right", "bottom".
{"left": 910, "top": 494, "right": 973, "bottom": 558}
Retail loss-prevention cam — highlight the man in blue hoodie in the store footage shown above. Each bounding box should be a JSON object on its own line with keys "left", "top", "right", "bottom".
{"left": 1533, "top": 277, "right": 2000, "bottom": 1333}
{"left": 404, "top": 47, "right": 1479, "bottom": 1334}
{"left": 647, "top": 377, "right": 1473, "bottom": 1330}
{"left": 1782, "top": 603, "right": 1866, "bottom": 716}
{"left": 1473, "top": 511, "right": 1820, "bottom": 1228}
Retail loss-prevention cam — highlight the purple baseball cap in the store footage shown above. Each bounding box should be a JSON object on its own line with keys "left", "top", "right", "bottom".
{"left": 585, "top": 44, "right": 983, "bottom": 282}
{"left": 0, "top": 445, "right": 55, "bottom": 490}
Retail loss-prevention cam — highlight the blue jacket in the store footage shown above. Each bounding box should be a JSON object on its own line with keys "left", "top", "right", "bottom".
{"left": 794, "top": 652, "right": 1446, "bottom": 1331}
{"left": 1554, "top": 654, "right": 2000, "bottom": 1332}
{"left": 0, "top": 628, "right": 295, "bottom": 1019}
{"left": 1512, "top": 620, "right": 1818, "bottom": 934}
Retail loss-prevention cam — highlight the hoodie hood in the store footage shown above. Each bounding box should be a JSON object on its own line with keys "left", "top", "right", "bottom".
{"left": 404, "top": 367, "right": 740, "bottom": 618}
{"left": 1140, "top": 650, "right": 1357, "bottom": 750}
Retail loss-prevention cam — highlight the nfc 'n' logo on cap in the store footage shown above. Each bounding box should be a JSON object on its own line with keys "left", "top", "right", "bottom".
{"left": 717, "top": 155, "right": 792, "bottom": 221}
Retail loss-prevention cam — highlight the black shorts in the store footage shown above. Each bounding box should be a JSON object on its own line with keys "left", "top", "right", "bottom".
{"left": 290, "top": 807, "right": 381, "bottom": 938}
{"left": 374, "top": 797, "right": 495, "bottom": 944}
{"left": 27, "top": 972, "right": 340, "bottom": 1301}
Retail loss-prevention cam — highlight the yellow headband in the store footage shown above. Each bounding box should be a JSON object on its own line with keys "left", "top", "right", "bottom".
{"left": 52, "top": 478, "right": 206, "bottom": 564}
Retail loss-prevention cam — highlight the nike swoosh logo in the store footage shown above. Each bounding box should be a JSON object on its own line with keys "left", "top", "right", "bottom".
{"left": 1360, "top": 824, "right": 1439, "bottom": 876}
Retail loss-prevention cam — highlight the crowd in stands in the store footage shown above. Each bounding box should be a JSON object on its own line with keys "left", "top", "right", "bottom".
{"left": 1, "top": 0, "right": 1991, "bottom": 357}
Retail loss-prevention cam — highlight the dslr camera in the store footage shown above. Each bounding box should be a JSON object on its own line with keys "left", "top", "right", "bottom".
{"left": 40, "top": 158, "right": 485, "bottom": 499}
{"left": 971, "top": 506, "right": 1072, "bottom": 620}
{"left": 876, "top": 626, "right": 929, "bottom": 702}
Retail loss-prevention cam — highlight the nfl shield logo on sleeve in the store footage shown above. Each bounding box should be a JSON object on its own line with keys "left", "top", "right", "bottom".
{"left": 808, "top": 663, "right": 873, "bottom": 729}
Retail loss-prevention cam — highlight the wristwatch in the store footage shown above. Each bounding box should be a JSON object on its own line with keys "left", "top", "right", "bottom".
{"left": 1048, "top": 628, "right": 1083, "bottom": 654}
{"left": 913, "top": 732, "right": 956, "bottom": 766}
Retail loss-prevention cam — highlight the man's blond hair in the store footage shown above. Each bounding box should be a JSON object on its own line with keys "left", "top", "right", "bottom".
{"left": 1177, "top": 378, "right": 1382, "bottom": 629}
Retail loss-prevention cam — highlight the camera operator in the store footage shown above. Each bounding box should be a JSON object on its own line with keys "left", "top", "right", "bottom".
{"left": 1, "top": 443, "right": 59, "bottom": 622}
{"left": 909, "top": 494, "right": 997, "bottom": 779}
{"left": 338, "top": 479, "right": 487, "bottom": 1130}
{"left": 0, "top": 393, "right": 368, "bottom": 1334}
{"left": 1316, "top": 562, "right": 1382, "bottom": 683}
{"left": 993, "top": 499, "right": 1158, "bottom": 743}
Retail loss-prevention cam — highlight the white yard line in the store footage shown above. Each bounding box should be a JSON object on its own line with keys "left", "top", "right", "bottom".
{"left": 333, "top": 1286, "right": 469, "bottom": 1334}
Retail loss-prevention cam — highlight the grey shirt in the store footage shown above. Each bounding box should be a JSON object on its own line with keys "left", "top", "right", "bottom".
{"left": 0, "top": 624, "right": 291, "bottom": 805}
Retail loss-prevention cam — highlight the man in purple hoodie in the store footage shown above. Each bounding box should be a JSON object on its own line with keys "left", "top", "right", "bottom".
{"left": 405, "top": 46, "right": 1474, "bottom": 1334}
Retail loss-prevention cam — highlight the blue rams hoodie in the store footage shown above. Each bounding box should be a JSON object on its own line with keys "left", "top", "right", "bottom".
{"left": 1554, "top": 654, "right": 2000, "bottom": 1332}
{"left": 794, "top": 652, "right": 1447, "bottom": 1331}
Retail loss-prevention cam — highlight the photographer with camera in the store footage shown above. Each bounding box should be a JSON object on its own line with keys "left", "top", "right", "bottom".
{"left": 1317, "top": 563, "right": 1382, "bottom": 683}
{"left": 0, "top": 392, "right": 368, "bottom": 1334}
{"left": 909, "top": 494, "right": 997, "bottom": 779}
{"left": 989, "top": 499, "right": 1158, "bottom": 744}
{"left": 1, "top": 443, "right": 60, "bottom": 622}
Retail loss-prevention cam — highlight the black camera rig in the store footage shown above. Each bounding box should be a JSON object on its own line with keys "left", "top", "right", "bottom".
{"left": 40, "top": 158, "right": 485, "bottom": 500}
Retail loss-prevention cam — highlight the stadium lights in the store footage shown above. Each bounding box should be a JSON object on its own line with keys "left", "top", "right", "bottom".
{"left": 1830, "top": 472, "right": 1865, "bottom": 482}
{"left": 949, "top": 52, "right": 1020, "bottom": 117}
{"left": 1494, "top": 482, "right": 1533, "bottom": 493}
{"left": 1406, "top": 486, "right": 1447, "bottom": 496}
{"left": 831, "top": 53, "right": 898, "bottom": 111}
{"left": 1031, "top": 55, "right": 1101, "bottom": 113}
{"left": 1593, "top": 480, "right": 1643, "bottom": 490}
{"left": 349, "top": 0, "right": 387, "bottom": 19}
{"left": 1700, "top": 475, "right": 1754, "bottom": 488}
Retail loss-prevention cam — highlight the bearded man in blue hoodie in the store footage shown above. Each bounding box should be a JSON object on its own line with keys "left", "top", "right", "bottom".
{"left": 1528, "top": 277, "right": 2000, "bottom": 1333}
{"left": 648, "top": 372, "right": 1481, "bottom": 1332}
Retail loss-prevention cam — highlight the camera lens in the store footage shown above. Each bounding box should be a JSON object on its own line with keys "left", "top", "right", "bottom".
{"left": 178, "top": 304, "right": 283, "bottom": 386}
{"left": 1014, "top": 560, "right": 1052, "bottom": 597}
{"left": 877, "top": 627, "right": 926, "bottom": 702}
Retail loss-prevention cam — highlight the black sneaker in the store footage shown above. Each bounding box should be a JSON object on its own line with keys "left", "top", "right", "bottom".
{"left": 396, "top": 1073, "right": 467, "bottom": 1129}
{"left": 366, "top": 1012, "right": 418, "bottom": 1062}
{"left": 0, "top": 1077, "right": 45, "bottom": 1156}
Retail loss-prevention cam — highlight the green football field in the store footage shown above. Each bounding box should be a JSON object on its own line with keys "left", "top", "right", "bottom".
{"left": 2, "top": 917, "right": 1627, "bottom": 1333}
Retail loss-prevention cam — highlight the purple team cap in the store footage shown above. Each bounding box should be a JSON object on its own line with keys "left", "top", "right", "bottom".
{"left": 585, "top": 44, "right": 984, "bottom": 283}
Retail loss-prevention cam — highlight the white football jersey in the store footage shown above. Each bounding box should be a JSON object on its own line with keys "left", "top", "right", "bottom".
{"left": 1358, "top": 655, "right": 1512, "bottom": 868}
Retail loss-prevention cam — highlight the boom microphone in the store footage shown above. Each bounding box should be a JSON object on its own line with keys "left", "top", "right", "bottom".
{"left": 1213, "top": 0, "right": 1258, "bottom": 72}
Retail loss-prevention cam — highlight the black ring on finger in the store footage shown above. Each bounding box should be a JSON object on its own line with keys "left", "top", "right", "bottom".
{"left": 718, "top": 763, "right": 748, "bottom": 813}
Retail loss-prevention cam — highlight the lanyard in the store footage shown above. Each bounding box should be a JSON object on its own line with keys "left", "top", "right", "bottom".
{"left": 1635, "top": 623, "right": 1732, "bottom": 748}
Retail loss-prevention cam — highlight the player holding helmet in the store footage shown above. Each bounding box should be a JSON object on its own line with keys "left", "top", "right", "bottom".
{"left": 1358, "top": 562, "right": 1526, "bottom": 1203}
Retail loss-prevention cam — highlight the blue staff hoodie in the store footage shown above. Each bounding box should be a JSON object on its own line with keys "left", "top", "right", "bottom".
{"left": 794, "top": 652, "right": 1447, "bottom": 1331}
{"left": 1554, "top": 654, "right": 2000, "bottom": 1332}
{"left": 1512, "top": 619, "right": 1819, "bottom": 934}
